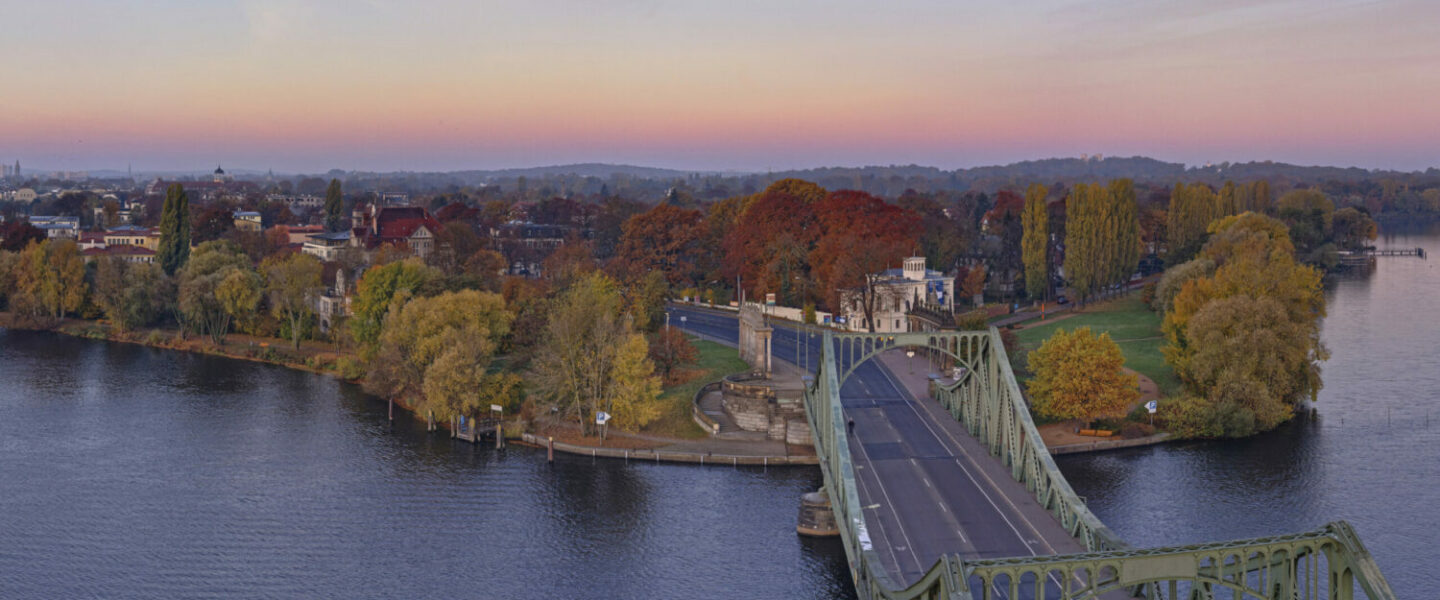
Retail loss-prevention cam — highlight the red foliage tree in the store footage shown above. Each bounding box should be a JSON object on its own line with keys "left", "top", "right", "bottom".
{"left": 613, "top": 204, "right": 704, "bottom": 287}
{"left": 721, "top": 191, "right": 818, "bottom": 299}
{"left": 809, "top": 190, "right": 922, "bottom": 319}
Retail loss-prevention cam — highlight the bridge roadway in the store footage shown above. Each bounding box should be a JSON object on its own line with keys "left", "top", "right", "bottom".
{"left": 669, "top": 306, "right": 1089, "bottom": 588}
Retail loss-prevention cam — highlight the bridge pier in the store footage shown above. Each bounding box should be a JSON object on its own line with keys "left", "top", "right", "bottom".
{"left": 796, "top": 489, "right": 838, "bottom": 537}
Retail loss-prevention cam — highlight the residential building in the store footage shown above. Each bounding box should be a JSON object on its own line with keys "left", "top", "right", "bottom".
{"left": 266, "top": 194, "right": 324, "bottom": 211}
{"left": 840, "top": 256, "right": 956, "bottom": 333}
{"left": 273, "top": 224, "right": 325, "bottom": 245}
{"left": 82, "top": 245, "right": 156, "bottom": 264}
{"left": 28, "top": 216, "right": 80, "bottom": 239}
{"left": 104, "top": 225, "right": 162, "bottom": 251}
{"left": 233, "top": 210, "right": 263, "bottom": 232}
{"left": 351, "top": 204, "right": 440, "bottom": 258}
{"left": 78, "top": 232, "right": 107, "bottom": 250}
{"left": 302, "top": 231, "right": 353, "bottom": 261}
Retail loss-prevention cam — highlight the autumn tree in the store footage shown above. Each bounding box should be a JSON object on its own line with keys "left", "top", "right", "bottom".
{"left": 528, "top": 272, "right": 663, "bottom": 438}
{"left": 1020, "top": 183, "right": 1049, "bottom": 299}
{"left": 349, "top": 258, "right": 439, "bottom": 350}
{"left": 1062, "top": 183, "right": 1105, "bottom": 301}
{"left": 960, "top": 265, "right": 986, "bottom": 304}
{"left": 811, "top": 190, "right": 921, "bottom": 319}
{"left": 324, "top": 178, "right": 345, "bottom": 233}
{"left": 264, "top": 252, "right": 323, "bottom": 350}
{"left": 156, "top": 184, "right": 191, "bottom": 275}
{"left": 1331, "top": 207, "right": 1378, "bottom": 250}
{"left": 178, "top": 241, "right": 256, "bottom": 344}
{"left": 1162, "top": 213, "right": 1326, "bottom": 436}
{"left": 92, "top": 257, "right": 171, "bottom": 331}
{"left": 722, "top": 190, "right": 819, "bottom": 302}
{"left": 1107, "top": 179, "right": 1142, "bottom": 288}
{"left": 10, "top": 240, "right": 87, "bottom": 323}
{"left": 0, "top": 221, "right": 45, "bottom": 252}
{"left": 366, "top": 290, "right": 517, "bottom": 425}
{"left": 649, "top": 327, "right": 699, "bottom": 385}
{"left": 898, "top": 190, "right": 970, "bottom": 275}
{"left": 984, "top": 191, "right": 1026, "bottom": 296}
{"left": 1026, "top": 327, "right": 1138, "bottom": 423}
{"left": 191, "top": 205, "right": 236, "bottom": 243}
{"left": 613, "top": 203, "right": 704, "bottom": 287}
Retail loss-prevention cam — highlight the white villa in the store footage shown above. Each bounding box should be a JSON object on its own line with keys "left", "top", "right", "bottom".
{"left": 841, "top": 256, "right": 956, "bottom": 333}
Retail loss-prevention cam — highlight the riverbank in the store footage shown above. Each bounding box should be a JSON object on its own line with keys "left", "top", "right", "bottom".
{"left": 0, "top": 312, "right": 362, "bottom": 379}
{"left": 2, "top": 312, "right": 805, "bottom": 462}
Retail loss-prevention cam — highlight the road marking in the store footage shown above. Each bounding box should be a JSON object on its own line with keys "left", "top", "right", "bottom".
{"left": 871, "top": 353, "right": 1079, "bottom": 593}
{"left": 849, "top": 432, "right": 924, "bottom": 578}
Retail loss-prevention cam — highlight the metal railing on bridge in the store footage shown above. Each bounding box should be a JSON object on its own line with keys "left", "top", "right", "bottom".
{"left": 804, "top": 327, "right": 1396, "bottom": 600}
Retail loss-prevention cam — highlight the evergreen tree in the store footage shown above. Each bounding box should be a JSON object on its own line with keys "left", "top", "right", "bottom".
{"left": 324, "top": 178, "right": 344, "bottom": 232}
{"left": 157, "top": 183, "right": 191, "bottom": 275}
{"left": 1020, "top": 183, "right": 1049, "bottom": 299}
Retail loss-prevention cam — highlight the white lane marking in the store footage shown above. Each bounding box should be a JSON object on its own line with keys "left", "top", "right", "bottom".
{"left": 873, "top": 355, "right": 1076, "bottom": 593}
{"left": 848, "top": 412, "right": 927, "bottom": 578}
{"left": 873, "top": 359, "right": 1044, "bottom": 555}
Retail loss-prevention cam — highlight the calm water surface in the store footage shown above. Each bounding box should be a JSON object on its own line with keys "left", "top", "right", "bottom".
{"left": 0, "top": 332, "right": 854, "bottom": 599}
{"left": 1058, "top": 222, "right": 1440, "bottom": 597}
{"left": 5, "top": 225, "right": 1436, "bottom": 599}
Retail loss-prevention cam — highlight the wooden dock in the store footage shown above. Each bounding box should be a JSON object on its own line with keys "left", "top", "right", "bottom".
{"left": 1339, "top": 247, "right": 1426, "bottom": 267}
{"left": 451, "top": 418, "right": 501, "bottom": 444}
{"left": 1370, "top": 247, "right": 1426, "bottom": 258}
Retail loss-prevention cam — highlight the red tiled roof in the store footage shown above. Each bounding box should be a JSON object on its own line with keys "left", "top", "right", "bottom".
{"left": 83, "top": 246, "right": 155, "bottom": 257}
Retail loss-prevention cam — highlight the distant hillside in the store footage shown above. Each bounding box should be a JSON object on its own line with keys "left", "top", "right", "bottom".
{"left": 456, "top": 163, "right": 717, "bottom": 180}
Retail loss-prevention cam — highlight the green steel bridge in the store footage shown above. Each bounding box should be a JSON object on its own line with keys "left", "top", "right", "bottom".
{"left": 804, "top": 327, "right": 1396, "bottom": 600}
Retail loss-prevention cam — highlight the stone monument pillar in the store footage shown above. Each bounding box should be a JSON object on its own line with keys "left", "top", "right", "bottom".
{"left": 738, "top": 303, "right": 772, "bottom": 378}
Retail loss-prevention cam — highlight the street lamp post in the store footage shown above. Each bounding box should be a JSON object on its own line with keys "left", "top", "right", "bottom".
{"left": 907, "top": 348, "right": 915, "bottom": 375}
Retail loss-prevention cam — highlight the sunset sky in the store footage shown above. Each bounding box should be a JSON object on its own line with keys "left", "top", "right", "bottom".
{"left": 4, "top": 0, "right": 1438, "bottom": 173}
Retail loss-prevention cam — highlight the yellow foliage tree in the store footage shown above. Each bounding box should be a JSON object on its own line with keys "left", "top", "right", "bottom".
{"left": 1025, "top": 327, "right": 1138, "bottom": 423}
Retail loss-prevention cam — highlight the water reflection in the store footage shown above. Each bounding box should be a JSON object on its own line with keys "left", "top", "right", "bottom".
{"left": 1057, "top": 220, "right": 1440, "bottom": 597}
{"left": 0, "top": 329, "right": 854, "bottom": 600}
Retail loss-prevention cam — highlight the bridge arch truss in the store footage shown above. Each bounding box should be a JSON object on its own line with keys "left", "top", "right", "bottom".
{"left": 804, "top": 327, "right": 1396, "bottom": 600}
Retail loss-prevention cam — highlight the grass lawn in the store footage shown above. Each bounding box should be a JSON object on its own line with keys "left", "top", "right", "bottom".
{"left": 646, "top": 337, "right": 750, "bottom": 439}
{"left": 1012, "top": 294, "right": 1182, "bottom": 396}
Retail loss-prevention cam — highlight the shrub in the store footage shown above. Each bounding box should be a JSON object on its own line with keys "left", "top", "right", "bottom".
{"left": 334, "top": 356, "right": 365, "bottom": 380}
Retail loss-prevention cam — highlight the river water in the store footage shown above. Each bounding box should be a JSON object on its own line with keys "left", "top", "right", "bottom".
{"left": 3, "top": 226, "right": 1435, "bottom": 599}
{"left": 1057, "top": 221, "right": 1440, "bottom": 597}
{"left": 0, "top": 332, "right": 853, "bottom": 599}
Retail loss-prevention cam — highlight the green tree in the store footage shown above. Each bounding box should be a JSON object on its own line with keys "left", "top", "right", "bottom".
{"left": 157, "top": 184, "right": 191, "bottom": 275}
{"left": 1020, "top": 183, "right": 1049, "bottom": 299}
{"left": 324, "top": 178, "right": 345, "bottom": 233}
{"left": 264, "top": 252, "right": 323, "bottom": 350}
{"left": 1025, "top": 327, "right": 1138, "bottom": 423}
{"left": 178, "top": 241, "right": 254, "bottom": 343}
{"left": 349, "top": 258, "right": 440, "bottom": 350}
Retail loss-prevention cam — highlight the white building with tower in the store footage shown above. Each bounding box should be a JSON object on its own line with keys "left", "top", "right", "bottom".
{"left": 840, "top": 256, "right": 956, "bottom": 333}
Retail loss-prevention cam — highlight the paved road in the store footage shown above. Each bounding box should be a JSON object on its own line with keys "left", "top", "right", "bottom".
{"left": 669, "top": 305, "right": 1092, "bottom": 597}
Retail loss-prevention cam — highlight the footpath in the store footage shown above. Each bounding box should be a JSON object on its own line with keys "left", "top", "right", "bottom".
{"left": 532, "top": 318, "right": 818, "bottom": 466}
